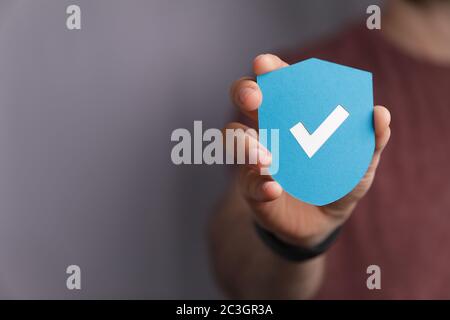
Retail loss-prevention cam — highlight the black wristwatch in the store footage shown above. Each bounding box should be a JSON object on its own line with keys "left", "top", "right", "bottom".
{"left": 254, "top": 222, "right": 342, "bottom": 262}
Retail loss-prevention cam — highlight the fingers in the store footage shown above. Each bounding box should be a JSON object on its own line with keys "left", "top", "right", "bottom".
{"left": 323, "top": 106, "right": 392, "bottom": 209}
{"left": 230, "top": 54, "right": 289, "bottom": 122}
{"left": 223, "top": 121, "right": 283, "bottom": 203}
{"left": 223, "top": 122, "right": 271, "bottom": 169}
{"left": 373, "top": 105, "right": 391, "bottom": 154}
{"left": 253, "top": 54, "right": 289, "bottom": 75}
{"left": 364, "top": 106, "right": 391, "bottom": 175}
{"left": 239, "top": 167, "right": 283, "bottom": 202}
{"left": 230, "top": 77, "right": 261, "bottom": 122}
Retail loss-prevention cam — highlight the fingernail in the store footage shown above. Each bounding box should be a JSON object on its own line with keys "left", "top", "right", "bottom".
{"left": 254, "top": 54, "right": 267, "bottom": 62}
{"left": 239, "top": 87, "right": 255, "bottom": 104}
{"left": 260, "top": 181, "right": 282, "bottom": 198}
{"left": 258, "top": 149, "right": 272, "bottom": 166}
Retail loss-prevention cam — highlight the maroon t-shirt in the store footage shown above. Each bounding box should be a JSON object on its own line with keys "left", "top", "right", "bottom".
{"left": 284, "top": 24, "right": 450, "bottom": 299}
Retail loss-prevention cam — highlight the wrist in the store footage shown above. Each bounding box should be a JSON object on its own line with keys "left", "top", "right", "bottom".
{"left": 270, "top": 221, "right": 343, "bottom": 249}
{"left": 254, "top": 222, "right": 343, "bottom": 262}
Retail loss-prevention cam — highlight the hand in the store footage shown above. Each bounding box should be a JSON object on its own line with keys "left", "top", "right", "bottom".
{"left": 225, "top": 54, "right": 391, "bottom": 248}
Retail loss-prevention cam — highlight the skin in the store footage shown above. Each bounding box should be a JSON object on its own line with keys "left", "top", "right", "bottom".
{"left": 210, "top": 0, "right": 450, "bottom": 299}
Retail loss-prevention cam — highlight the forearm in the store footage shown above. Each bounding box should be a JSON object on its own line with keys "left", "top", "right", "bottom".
{"left": 209, "top": 185, "right": 326, "bottom": 299}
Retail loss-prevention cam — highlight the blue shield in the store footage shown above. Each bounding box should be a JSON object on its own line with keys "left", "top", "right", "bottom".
{"left": 258, "top": 58, "right": 375, "bottom": 206}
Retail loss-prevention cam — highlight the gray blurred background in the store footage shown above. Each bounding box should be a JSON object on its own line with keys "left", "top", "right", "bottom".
{"left": 0, "top": 0, "right": 382, "bottom": 298}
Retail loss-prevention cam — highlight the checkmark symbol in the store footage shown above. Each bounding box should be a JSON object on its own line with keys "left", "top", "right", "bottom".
{"left": 290, "top": 105, "right": 349, "bottom": 158}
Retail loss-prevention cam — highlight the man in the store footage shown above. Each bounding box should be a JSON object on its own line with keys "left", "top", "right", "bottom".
{"left": 210, "top": 0, "right": 450, "bottom": 299}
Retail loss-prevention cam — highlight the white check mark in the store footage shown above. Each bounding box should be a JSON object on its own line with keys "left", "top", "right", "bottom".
{"left": 290, "top": 105, "right": 349, "bottom": 158}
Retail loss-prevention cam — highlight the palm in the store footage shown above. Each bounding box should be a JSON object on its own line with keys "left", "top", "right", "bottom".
{"left": 253, "top": 151, "right": 380, "bottom": 246}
